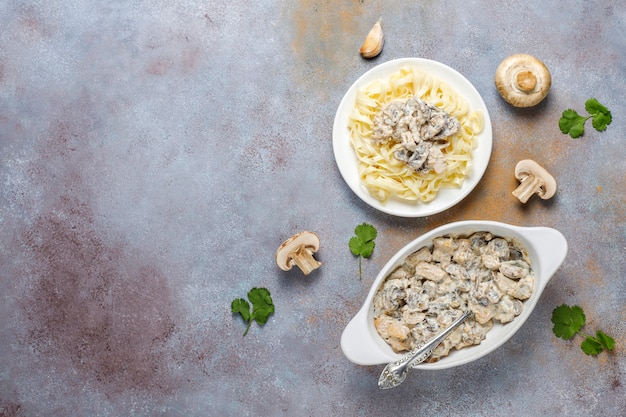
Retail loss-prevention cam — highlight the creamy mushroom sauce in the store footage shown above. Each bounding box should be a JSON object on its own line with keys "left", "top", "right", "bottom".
{"left": 372, "top": 97, "right": 460, "bottom": 173}
{"left": 373, "top": 232, "right": 534, "bottom": 362}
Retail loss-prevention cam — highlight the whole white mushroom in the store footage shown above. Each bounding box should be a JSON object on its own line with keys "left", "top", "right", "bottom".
{"left": 495, "top": 54, "right": 551, "bottom": 107}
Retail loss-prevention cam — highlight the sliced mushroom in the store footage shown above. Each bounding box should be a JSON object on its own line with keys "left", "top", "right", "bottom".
{"left": 495, "top": 54, "right": 551, "bottom": 107}
{"left": 360, "top": 19, "right": 384, "bottom": 59}
{"left": 276, "top": 231, "right": 321, "bottom": 275}
{"left": 512, "top": 160, "right": 556, "bottom": 203}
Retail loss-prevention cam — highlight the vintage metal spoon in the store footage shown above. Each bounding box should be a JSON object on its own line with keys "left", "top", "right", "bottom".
{"left": 378, "top": 310, "right": 472, "bottom": 389}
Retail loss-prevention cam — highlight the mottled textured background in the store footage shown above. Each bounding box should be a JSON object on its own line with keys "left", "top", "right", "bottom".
{"left": 1, "top": 1, "right": 624, "bottom": 416}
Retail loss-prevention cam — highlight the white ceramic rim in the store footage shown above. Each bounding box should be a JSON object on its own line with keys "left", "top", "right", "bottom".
{"left": 332, "top": 58, "right": 493, "bottom": 217}
{"left": 340, "top": 220, "right": 568, "bottom": 370}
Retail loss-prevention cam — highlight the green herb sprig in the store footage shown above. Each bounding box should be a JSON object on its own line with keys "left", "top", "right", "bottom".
{"left": 559, "top": 98, "right": 612, "bottom": 138}
{"left": 349, "top": 223, "right": 377, "bottom": 280}
{"left": 231, "top": 287, "right": 275, "bottom": 336}
{"left": 551, "top": 304, "right": 615, "bottom": 355}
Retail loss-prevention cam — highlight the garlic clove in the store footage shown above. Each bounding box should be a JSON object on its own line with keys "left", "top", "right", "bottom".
{"left": 360, "top": 19, "right": 384, "bottom": 58}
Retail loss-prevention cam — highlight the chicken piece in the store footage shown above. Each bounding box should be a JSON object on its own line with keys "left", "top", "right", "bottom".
{"left": 414, "top": 261, "right": 448, "bottom": 282}
{"left": 405, "top": 247, "right": 433, "bottom": 268}
{"left": 494, "top": 272, "right": 517, "bottom": 294}
{"left": 451, "top": 238, "right": 473, "bottom": 265}
{"left": 388, "top": 265, "right": 411, "bottom": 280}
{"left": 499, "top": 260, "right": 531, "bottom": 280}
{"left": 467, "top": 320, "right": 493, "bottom": 343}
{"left": 372, "top": 122, "right": 393, "bottom": 142}
{"left": 402, "top": 308, "right": 426, "bottom": 325}
{"left": 469, "top": 298, "right": 495, "bottom": 324}
{"left": 427, "top": 145, "right": 447, "bottom": 175}
{"left": 494, "top": 295, "right": 523, "bottom": 323}
{"left": 374, "top": 315, "right": 411, "bottom": 352}
{"left": 508, "top": 273, "right": 534, "bottom": 300}
{"left": 445, "top": 262, "right": 470, "bottom": 283}
{"left": 374, "top": 315, "right": 410, "bottom": 339}
{"left": 432, "top": 236, "right": 455, "bottom": 264}
{"left": 435, "top": 308, "right": 461, "bottom": 326}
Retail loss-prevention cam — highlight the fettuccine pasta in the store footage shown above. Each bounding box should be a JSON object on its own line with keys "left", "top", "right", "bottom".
{"left": 348, "top": 67, "right": 484, "bottom": 203}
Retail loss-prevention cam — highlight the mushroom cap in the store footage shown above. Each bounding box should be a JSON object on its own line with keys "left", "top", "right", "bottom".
{"left": 275, "top": 231, "right": 320, "bottom": 271}
{"left": 495, "top": 54, "right": 551, "bottom": 107}
{"left": 515, "top": 159, "right": 557, "bottom": 199}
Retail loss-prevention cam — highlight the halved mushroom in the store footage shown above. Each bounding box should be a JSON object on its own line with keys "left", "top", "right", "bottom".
{"left": 495, "top": 54, "right": 551, "bottom": 107}
{"left": 276, "top": 231, "right": 321, "bottom": 275}
{"left": 512, "top": 160, "right": 556, "bottom": 203}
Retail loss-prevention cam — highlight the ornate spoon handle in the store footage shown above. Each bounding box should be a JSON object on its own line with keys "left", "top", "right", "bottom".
{"left": 378, "top": 310, "right": 472, "bottom": 389}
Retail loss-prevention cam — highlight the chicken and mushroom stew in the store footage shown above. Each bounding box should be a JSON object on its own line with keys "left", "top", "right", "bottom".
{"left": 372, "top": 97, "right": 461, "bottom": 174}
{"left": 373, "top": 231, "right": 534, "bottom": 362}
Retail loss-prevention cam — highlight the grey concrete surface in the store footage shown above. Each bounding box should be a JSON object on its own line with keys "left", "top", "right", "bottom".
{"left": 1, "top": 1, "right": 624, "bottom": 416}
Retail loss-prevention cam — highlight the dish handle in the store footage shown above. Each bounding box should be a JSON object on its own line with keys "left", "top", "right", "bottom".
{"left": 341, "top": 307, "right": 394, "bottom": 366}
{"left": 523, "top": 226, "right": 568, "bottom": 290}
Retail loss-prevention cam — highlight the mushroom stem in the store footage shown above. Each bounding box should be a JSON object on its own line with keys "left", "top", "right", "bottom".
{"left": 515, "top": 70, "right": 537, "bottom": 92}
{"left": 512, "top": 173, "right": 544, "bottom": 203}
{"left": 290, "top": 246, "right": 321, "bottom": 275}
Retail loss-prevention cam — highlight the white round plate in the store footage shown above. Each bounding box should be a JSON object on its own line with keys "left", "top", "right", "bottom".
{"left": 332, "top": 58, "right": 493, "bottom": 217}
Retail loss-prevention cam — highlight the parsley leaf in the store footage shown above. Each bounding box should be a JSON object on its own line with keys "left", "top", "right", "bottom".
{"left": 231, "top": 298, "right": 251, "bottom": 322}
{"left": 551, "top": 304, "right": 615, "bottom": 355}
{"left": 247, "top": 287, "right": 274, "bottom": 325}
{"left": 595, "top": 330, "right": 615, "bottom": 351}
{"left": 558, "top": 109, "right": 587, "bottom": 139}
{"left": 349, "top": 223, "right": 377, "bottom": 280}
{"left": 231, "top": 287, "right": 275, "bottom": 336}
{"left": 586, "top": 98, "right": 613, "bottom": 131}
{"left": 551, "top": 304, "right": 585, "bottom": 339}
{"left": 559, "top": 98, "right": 612, "bottom": 138}
{"left": 585, "top": 98, "right": 610, "bottom": 117}
{"left": 581, "top": 337, "right": 604, "bottom": 355}
{"left": 591, "top": 111, "right": 612, "bottom": 132}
